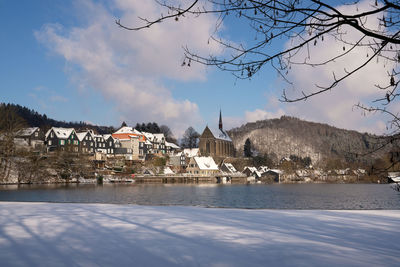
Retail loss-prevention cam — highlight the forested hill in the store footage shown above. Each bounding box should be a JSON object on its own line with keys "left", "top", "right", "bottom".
{"left": 0, "top": 103, "right": 116, "bottom": 134}
{"left": 0, "top": 103, "right": 173, "bottom": 136}
{"left": 228, "top": 116, "right": 388, "bottom": 165}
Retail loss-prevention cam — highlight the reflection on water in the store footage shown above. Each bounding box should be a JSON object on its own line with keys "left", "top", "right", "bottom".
{"left": 0, "top": 183, "right": 399, "bottom": 209}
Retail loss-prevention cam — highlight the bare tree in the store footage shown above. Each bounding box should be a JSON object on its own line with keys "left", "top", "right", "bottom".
{"left": 117, "top": 0, "right": 400, "bottom": 171}
{"left": 181, "top": 126, "right": 200, "bottom": 148}
{"left": 160, "top": 124, "right": 177, "bottom": 143}
{"left": 0, "top": 106, "right": 26, "bottom": 182}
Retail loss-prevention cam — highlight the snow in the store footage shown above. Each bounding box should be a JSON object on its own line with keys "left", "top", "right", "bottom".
{"left": 183, "top": 148, "right": 199, "bottom": 158}
{"left": 0, "top": 202, "right": 399, "bottom": 267}
{"left": 194, "top": 156, "right": 219, "bottom": 170}
{"left": 16, "top": 127, "right": 38, "bottom": 137}
{"left": 221, "top": 163, "right": 237, "bottom": 173}
{"left": 45, "top": 127, "right": 75, "bottom": 139}
{"left": 243, "top": 166, "right": 257, "bottom": 173}
{"left": 165, "top": 141, "right": 180, "bottom": 149}
{"left": 163, "top": 167, "right": 175, "bottom": 175}
{"left": 209, "top": 128, "right": 232, "bottom": 142}
{"left": 114, "top": 126, "right": 135, "bottom": 134}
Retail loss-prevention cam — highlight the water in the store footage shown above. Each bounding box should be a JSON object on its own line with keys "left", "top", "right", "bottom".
{"left": 0, "top": 183, "right": 399, "bottom": 209}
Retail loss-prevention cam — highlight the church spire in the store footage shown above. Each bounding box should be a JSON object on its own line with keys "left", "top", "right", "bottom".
{"left": 219, "top": 109, "right": 223, "bottom": 130}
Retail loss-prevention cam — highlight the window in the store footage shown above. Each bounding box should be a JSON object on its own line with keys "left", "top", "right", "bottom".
{"left": 109, "top": 141, "right": 112, "bottom": 146}
{"left": 83, "top": 142, "right": 86, "bottom": 146}
{"left": 74, "top": 147, "right": 78, "bottom": 152}
{"left": 90, "top": 142, "right": 93, "bottom": 146}
{"left": 111, "top": 149, "right": 113, "bottom": 153}
{"left": 48, "top": 140, "right": 52, "bottom": 146}
{"left": 51, "top": 132, "right": 54, "bottom": 138}
{"left": 35, "top": 132, "right": 39, "bottom": 137}
{"left": 60, "top": 140, "right": 65, "bottom": 145}
{"left": 74, "top": 140, "right": 78, "bottom": 145}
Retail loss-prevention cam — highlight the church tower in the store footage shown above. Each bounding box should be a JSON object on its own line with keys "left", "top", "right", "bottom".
{"left": 219, "top": 109, "right": 223, "bottom": 130}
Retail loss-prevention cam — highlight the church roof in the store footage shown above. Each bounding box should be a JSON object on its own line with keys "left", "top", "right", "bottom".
{"left": 209, "top": 127, "right": 232, "bottom": 142}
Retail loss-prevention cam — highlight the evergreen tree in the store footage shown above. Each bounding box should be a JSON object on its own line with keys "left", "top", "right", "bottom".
{"left": 244, "top": 138, "right": 252, "bottom": 157}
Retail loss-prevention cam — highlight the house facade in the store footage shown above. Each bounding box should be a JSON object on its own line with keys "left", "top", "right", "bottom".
{"left": 76, "top": 131, "right": 95, "bottom": 154}
{"left": 45, "top": 127, "right": 79, "bottom": 152}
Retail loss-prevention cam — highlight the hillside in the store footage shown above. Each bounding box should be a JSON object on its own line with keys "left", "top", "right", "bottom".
{"left": 228, "top": 116, "right": 388, "bottom": 166}
{"left": 0, "top": 103, "right": 116, "bottom": 134}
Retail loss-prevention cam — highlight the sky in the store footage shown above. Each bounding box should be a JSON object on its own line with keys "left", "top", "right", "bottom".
{"left": 0, "top": 0, "right": 396, "bottom": 137}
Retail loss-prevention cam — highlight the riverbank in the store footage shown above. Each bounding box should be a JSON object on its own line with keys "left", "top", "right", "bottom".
{"left": 0, "top": 202, "right": 399, "bottom": 266}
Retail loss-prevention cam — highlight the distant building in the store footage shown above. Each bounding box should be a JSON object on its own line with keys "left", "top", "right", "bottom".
{"left": 220, "top": 163, "right": 238, "bottom": 174}
{"left": 16, "top": 127, "right": 44, "bottom": 148}
{"left": 187, "top": 156, "right": 219, "bottom": 176}
{"left": 45, "top": 127, "right": 79, "bottom": 152}
{"left": 76, "top": 131, "right": 95, "bottom": 154}
{"left": 199, "top": 110, "right": 234, "bottom": 158}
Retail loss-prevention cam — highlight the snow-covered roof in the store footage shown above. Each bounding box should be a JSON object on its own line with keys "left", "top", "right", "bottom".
{"left": 209, "top": 128, "right": 232, "bottom": 142}
{"left": 76, "top": 132, "right": 87, "bottom": 141}
{"left": 243, "top": 166, "right": 257, "bottom": 173}
{"left": 17, "top": 127, "right": 39, "bottom": 137}
{"left": 184, "top": 148, "right": 199, "bottom": 157}
{"left": 166, "top": 141, "right": 180, "bottom": 149}
{"left": 114, "top": 127, "right": 133, "bottom": 134}
{"left": 153, "top": 133, "right": 165, "bottom": 142}
{"left": 258, "top": 166, "right": 269, "bottom": 173}
{"left": 267, "top": 169, "right": 283, "bottom": 174}
{"left": 45, "top": 127, "right": 75, "bottom": 139}
{"left": 194, "top": 156, "right": 219, "bottom": 170}
{"left": 222, "top": 163, "right": 237, "bottom": 173}
{"left": 163, "top": 167, "right": 175, "bottom": 175}
{"left": 76, "top": 131, "right": 95, "bottom": 142}
{"left": 103, "top": 134, "right": 113, "bottom": 140}
{"left": 142, "top": 132, "right": 155, "bottom": 141}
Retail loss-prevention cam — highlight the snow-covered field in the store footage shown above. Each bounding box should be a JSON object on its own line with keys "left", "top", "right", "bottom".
{"left": 0, "top": 202, "right": 399, "bottom": 266}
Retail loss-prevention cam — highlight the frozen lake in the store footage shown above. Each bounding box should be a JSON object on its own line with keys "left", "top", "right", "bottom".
{"left": 1, "top": 183, "right": 399, "bottom": 209}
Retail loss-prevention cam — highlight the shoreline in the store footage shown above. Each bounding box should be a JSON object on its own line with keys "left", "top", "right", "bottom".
{"left": 0, "top": 202, "right": 399, "bottom": 266}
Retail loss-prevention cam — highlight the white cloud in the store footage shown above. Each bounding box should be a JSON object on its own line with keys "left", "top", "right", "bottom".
{"left": 35, "top": 0, "right": 224, "bottom": 136}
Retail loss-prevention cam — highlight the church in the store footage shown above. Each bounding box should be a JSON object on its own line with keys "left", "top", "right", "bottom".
{"left": 199, "top": 111, "right": 235, "bottom": 158}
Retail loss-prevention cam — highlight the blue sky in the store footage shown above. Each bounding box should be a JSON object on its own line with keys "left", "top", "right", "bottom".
{"left": 0, "top": 0, "right": 393, "bottom": 137}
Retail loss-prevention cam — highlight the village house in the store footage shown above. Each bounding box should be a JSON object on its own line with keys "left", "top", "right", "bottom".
{"left": 45, "top": 127, "right": 79, "bottom": 152}
{"left": 187, "top": 156, "right": 220, "bottom": 176}
{"left": 76, "top": 131, "right": 95, "bottom": 154}
{"left": 199, "top": 111, "right": 235, "bottom": 158}
{"left": 103, "top": 134, "right": 117, "bottom": 155}
{"left": 260, "top": 169, "right": 282, "bottom": 183}
{"left": 94, "top": 134, "right": 107, "bottom": 154}
{"left": 242, "top": 166, "right": 258, "bottom": 177}
{"left": 220, "top": 163, "right": 238, "bottom": 174}
{"left": 15, "top": 127, "right": 45, "bottom": 149}
{"left": 168, "top": 152, "right": 187, "bottom": 173}
{"left": 112, "top": 127, "right": 145, "bottom": 160}
{"left": 165, "top": 141, "right": 180, "bottom": 155}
